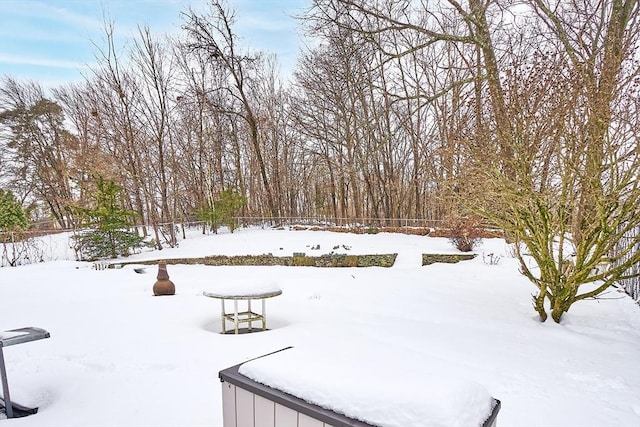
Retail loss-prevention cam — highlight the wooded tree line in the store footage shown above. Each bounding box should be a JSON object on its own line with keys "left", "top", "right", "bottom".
{"left": 0, "top": 0, "right": 638, "bottom": 321}
{"left": 0, "top": 0, "right": 636, "bottom": 229}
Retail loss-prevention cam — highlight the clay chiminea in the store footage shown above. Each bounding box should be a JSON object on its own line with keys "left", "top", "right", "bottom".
{"left": 153, "top": 261, "right": 175, "bottom": 296}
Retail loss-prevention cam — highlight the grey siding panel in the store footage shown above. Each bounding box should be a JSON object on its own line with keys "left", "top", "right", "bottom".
{"left": 255, "top": 395, "right": 275, "bottom": 427}
{"left": 221, "top": 382, "right": 237, "bottom": 427}
{"left": 236, "top": 387, "right": 255, "bottom": 427}
{"left": 299, "top": 412, "right": 324, "bottom": 427}
{"left": 275, "top": 403, "right": 298, "bottom": 427}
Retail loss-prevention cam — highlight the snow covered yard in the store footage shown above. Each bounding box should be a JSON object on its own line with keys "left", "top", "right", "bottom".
{"left": 1, "top": 227, "right": 639, "bottom": 426}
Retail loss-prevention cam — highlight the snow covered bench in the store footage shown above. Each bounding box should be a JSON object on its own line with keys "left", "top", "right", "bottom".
{"left": 203, "top": 281, "right": 282, "bottom": 334}
{"left": 219, "top": 347, "right": 501, "bottom": 427}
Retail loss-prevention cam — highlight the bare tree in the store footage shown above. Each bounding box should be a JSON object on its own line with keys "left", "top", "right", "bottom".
{"left": 0, "top": 78, "right": 77, "bottom": 228}
{"left": 89, "top": 23, "right": 147, "bottom": 223}
{"left": 306, "top": 0, "right": 640, "bottom": 321}
{"left": 182, "top": 0, "right": 279, "bottom": 219}
{"left": 131, "top": 26, "right": 181, "bottom": 245}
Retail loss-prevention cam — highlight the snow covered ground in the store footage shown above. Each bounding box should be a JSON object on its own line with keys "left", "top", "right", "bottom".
{"left": 1, "top": 226, "right": 639, "bottom": 426}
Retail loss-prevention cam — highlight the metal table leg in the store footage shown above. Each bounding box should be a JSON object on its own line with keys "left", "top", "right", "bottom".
{"left": 233, "top": 299, "right": 239, "bottom": 335}
{"left": 0, "top": 347, "right": 14, "bottom": 418}
{"left": 221, "top": 300, "right": 227, "bottom": 334}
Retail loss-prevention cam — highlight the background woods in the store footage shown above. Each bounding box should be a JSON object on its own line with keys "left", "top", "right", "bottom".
{"left": 0, "top": 1, "right": 638, "bottom": 319}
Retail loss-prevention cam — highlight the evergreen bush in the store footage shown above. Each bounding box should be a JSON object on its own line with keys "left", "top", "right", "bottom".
{"left": 196, "top": 188, "right": 246, "bottom": 233}
{"left": 72, "top": 177, "right": 144, "bottom": 261}
{"left": 0, "top": 189, "right": 29, "bottom": 233}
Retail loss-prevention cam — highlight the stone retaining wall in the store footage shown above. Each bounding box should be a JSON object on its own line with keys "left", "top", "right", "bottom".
{"left": 422, "top": 253, "right": 476, "bottom": 265}
{"left": 119, "top": 253, "right": 398, "bottom": 268}
{"left": 116, "top": 253, "right": 475, "bottom": 268}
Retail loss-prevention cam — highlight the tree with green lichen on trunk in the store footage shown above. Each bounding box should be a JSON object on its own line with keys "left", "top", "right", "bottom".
{"left": 475, "top": 0, "right": 640, "bottom": 323}
{"left": 475, "top": 141, "right": 639, "bottom": 323}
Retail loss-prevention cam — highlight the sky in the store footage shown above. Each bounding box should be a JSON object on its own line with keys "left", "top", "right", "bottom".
{"left": 0, "top": 0, "right": 309, "bottom": 89}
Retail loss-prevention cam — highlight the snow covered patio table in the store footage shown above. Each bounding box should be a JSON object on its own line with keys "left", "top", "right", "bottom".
{"left": 203, "top": 281, "right": 282, "bottom": 334}
{"left": 0, "top": 327, "right": 50, "bottom": 419}
{"left": 219, "top": 347, "right": 501, "bottom": 427}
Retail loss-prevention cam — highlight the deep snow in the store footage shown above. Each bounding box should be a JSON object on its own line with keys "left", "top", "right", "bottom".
{"left": 1, "top": 226, "right": 639, "bottom": 426}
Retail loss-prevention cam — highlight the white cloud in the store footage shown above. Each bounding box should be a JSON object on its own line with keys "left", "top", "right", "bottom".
{"left": 0, "top": 53, "right": 90, "bottom": 70}
{"left": 238, "top": 15, "right": 290, "bottom": 32}
{"left": 0, "top": 0, "right": 306, "bottom": 86}
{"left": 2, "top": 0, "right": 105, "bottom": 33}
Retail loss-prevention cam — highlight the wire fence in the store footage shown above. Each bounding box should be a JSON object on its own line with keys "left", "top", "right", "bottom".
{"left": 611, "top": 225, "right": 640, "bottom": 304}
{"left": 1, "top": 216, "right": 445, "bottom": 236}
{"left": 233, "top": 216, "right": 447, "bottom": 229}
{"left": 2, "top": 218, "right": 637, "bottom": 303}
{"left": 0, "top": 218, "right": 443, "bottom": 267}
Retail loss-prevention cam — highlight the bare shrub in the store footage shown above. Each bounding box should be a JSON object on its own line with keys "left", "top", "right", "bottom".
{"left": 1, "top": 232, "right": 46, "bottom": 267}
{"left": 443, "top": 216, "right": 484, "bottom": 252}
